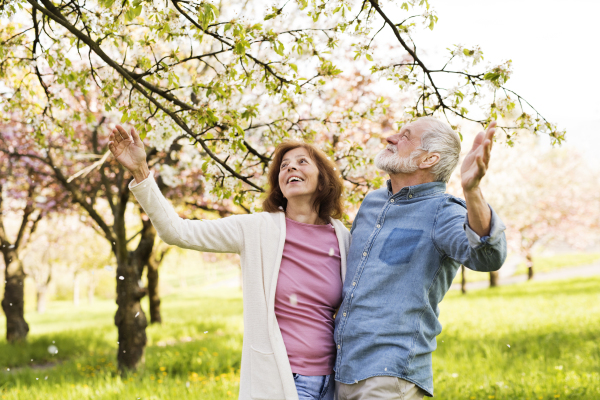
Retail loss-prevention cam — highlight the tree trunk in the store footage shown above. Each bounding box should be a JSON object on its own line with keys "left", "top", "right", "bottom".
{"left": 36, "top": 287, "right": 48, "bottom": 314}
{"left": 1, "top": 251, "right": 29, "bottom": 342}
{"left": 114, "top": 217, "right": 155, "bottom": 372}
{"left": 461, "top": 265, "right": 466, "bottom": 294}
{"left": 88, "top": 271, "right": 96, "bottom": 305}
{"left": 36, "top": 264, "right": 52, "bottom": 314}
{"left": 73, "top": 272, "right": 80, "bottom": 307}
{"left": 489, "top": 271, "right": 499, "bottom": 287}
{"left": 526, "top": 252, "right": 534, "bottom": 280}
{"left": 115, "top": 252, "right": 148, "bottom": 371}
{"left": 146, "top": 254, "right": 161, "bottom": 324}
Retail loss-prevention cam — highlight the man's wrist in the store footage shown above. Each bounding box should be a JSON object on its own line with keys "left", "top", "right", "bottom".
{"left": 131, "top": 164, "right": 150, "bottom": 184}
{"left": 462, "top": 186, "right": 482, "bottom": 200}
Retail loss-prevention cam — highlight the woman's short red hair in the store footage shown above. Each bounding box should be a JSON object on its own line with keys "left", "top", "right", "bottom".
{"left": 263, "top": 140, "right": 344, "bottom": 221}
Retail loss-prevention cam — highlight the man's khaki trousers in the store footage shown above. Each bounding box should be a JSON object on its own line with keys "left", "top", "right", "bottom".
{"left": 335, "top": 376, "right": 426, "bottom": 400}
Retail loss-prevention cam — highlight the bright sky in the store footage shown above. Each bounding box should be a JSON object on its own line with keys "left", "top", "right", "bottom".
{"left": 409, "top": 0, "right": 600, "bottom": 164}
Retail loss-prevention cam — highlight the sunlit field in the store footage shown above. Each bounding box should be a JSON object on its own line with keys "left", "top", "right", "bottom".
{"left": 2, "top": 276, "right": 600, "bottom": 399}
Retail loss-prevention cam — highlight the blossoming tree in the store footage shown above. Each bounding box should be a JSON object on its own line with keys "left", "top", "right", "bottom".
{"left": 0, "top": 123, "right": 68, "bottom": 342}
{"left": 0, "top": 0, "right": 564, "bottom": 368}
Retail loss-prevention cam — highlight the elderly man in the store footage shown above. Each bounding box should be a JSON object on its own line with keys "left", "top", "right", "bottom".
{"left": 334, "top": 118, "right": 507, "bottom": 399}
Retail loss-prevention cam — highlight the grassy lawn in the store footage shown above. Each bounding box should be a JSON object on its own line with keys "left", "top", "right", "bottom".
{"left": 2, "top": 277, "right": 600, "bottom": 399}
{"left": 456, "top": 253, "right": 600, "bottom": 284}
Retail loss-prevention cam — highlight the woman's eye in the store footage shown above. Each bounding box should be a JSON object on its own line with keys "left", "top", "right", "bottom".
{"left": 300, "top": 159, "right": 307, "bottom": 163}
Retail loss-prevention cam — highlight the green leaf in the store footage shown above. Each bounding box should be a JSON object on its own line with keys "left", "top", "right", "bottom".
{"left": 100, "top": 0, "right": 116, "bottom": 8}
{"left": 274, "top": 41, "right": 284, "bottom": 56}
{"left": 366, "top": 54, "right": 373, "bottom": 61}
{"left": 484, "top": 72, "right": 501, "bottom": 81}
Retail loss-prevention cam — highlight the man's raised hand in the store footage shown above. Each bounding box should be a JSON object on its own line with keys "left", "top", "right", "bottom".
{"left": 461, "top": 121, "right": 496, "bottom": 193}
{"left": 108, "top": 125, "right": 147, "bottom": 173}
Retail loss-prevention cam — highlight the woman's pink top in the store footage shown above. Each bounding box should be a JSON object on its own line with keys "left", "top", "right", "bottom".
{"left": 274, "top": 218, "right": 343, "bottom": 376}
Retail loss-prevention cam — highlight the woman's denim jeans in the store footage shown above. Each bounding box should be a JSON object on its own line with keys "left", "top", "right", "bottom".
{"left": 293, "top": 373, "right": 335, "bottom": 400}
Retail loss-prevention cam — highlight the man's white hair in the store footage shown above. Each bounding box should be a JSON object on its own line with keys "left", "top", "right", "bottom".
{"left": 416, "top": 117, "right": 462, "bottom": 183}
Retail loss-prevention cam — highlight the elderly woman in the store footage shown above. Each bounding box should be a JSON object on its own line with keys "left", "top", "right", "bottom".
{"left": 108, "top": 125, "right": 350, "bottom": 400}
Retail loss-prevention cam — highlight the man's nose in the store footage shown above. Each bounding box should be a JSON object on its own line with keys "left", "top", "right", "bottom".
{"left": 386, "top": 134, "right": 398, "bottom": 145}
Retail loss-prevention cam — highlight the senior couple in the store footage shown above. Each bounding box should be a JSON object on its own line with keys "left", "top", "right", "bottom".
{"left": 108, "top": 117, "right": 506, "bottom": 400}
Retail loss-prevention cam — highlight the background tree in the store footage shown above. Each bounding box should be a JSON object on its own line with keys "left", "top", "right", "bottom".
{"left": 0, "top": 123, "right": 68, "bottom": 341}
{"left": 483, "top": 139, "right": 600, "bottom": 281}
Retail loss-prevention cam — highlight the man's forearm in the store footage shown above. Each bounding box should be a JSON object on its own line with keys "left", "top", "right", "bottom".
{"left": 463, "top": 187, "right": 492, "bottom": 237}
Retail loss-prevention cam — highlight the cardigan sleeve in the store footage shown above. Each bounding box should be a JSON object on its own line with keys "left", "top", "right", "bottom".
{"left": 129, "top": 172, "right": 242, "bottom": 254}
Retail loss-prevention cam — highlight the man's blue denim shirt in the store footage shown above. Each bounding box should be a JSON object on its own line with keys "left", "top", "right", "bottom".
{"left": 334, "top": 181, "right": 507, "bottom": 396}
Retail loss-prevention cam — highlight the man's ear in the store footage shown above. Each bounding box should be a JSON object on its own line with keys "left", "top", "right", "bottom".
{"left": 419, "top": 152, "right": 440, "bottom": 170}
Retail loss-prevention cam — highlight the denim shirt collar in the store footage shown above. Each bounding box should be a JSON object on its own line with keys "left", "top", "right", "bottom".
{"left": 386, "top": 180, "right": 447, "bottom": 200}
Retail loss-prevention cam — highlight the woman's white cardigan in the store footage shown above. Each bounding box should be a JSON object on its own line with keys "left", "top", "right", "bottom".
{"left": 130, "top": 173, "right": 350, "bottom": 400}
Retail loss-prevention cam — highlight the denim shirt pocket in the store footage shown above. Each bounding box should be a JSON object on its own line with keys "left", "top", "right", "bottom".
{"left": 378, "top": 228, "right": 423, "bottom": 266}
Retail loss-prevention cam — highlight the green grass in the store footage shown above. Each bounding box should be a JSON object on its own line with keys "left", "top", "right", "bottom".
{"left": 513, "top": 253, "right": 600, "bottom": 276}
{"left": 455, "top": 252, "right": 600, "bottom": 284}
{"left": 0, "top": 289, "right": 244, "bottom": 399}
{"left": 2, "top": 277, "right": 600, "bottom": 399}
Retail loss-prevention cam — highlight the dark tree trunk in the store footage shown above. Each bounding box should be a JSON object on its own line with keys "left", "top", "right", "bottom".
{"left": 115, "top": 253, "right": 148, "bottom": 371}
{"left": 526, "top": 252, "right": 534, "bottom": 280}
{"left": 114, "top": 216, "right": 155, "bottom": 371}
{"left": 489, "top": 271, "right": 499, "bottom": 287}
{"left": 147, "top": 254, "right": 161, "bottom": 324}
{"left": 142, "top": 216, "right": 162, "bottom": 324}
{"left": 461, "top": 265, "right": 467, "bottom": 294}
{"left": 1, "top": 251, "right": 29, "bottom": 342}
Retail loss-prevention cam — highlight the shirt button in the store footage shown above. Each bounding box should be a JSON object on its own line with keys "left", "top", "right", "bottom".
{"left": 352, "top": 282, "right": 356, "bottom": 286}
{"left": 377, "top": 224, "right": 381, "bottom": 228}
{"left": 338, "top": 345, "right": 340, "bottom": 349}
{"left": 362, "top": 252, "right": 367, "bottom": 257}
{"left": 409, "top": 194, "right": 413, "bottom": 198}
{"left": 390, "top": 199, "right": 395, "bottom": 203}
{"left": 343, "top": 313, "right": 347, "bottom": 317}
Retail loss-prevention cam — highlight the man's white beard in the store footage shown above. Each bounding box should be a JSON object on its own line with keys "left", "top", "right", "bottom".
{"left": 374, "top": 145, "right": 421, "bottom": 175}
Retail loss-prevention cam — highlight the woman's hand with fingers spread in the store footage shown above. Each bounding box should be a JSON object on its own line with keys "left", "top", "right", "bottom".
{"left": 108, "top": 125, "right": 150, "bottom": 183}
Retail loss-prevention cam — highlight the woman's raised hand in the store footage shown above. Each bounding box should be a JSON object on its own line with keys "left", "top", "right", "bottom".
{"left": 108, "top": 125, "right": 149, "bottom": 182}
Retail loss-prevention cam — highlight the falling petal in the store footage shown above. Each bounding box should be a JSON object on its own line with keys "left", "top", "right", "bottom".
{"left": 289, "top": 294, "right": 298, "bottom": 307}
{"left": 329, "top": 248, "right": 334, "bottom": 256}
